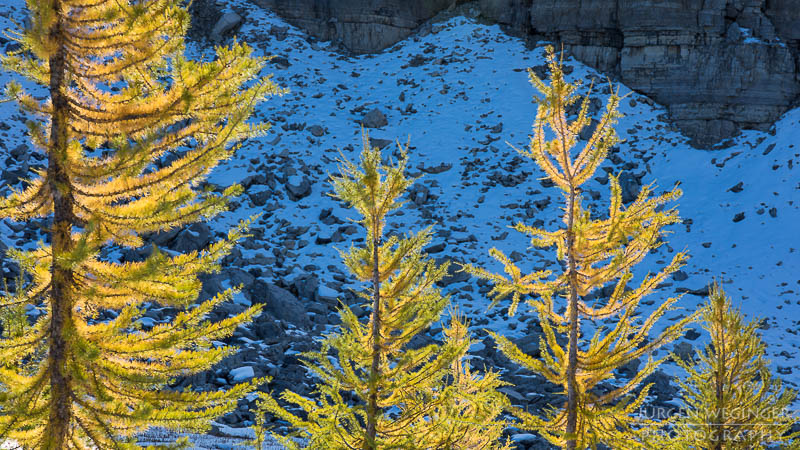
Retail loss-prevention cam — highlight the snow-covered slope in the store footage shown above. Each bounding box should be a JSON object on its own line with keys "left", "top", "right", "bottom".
{"left": 203, "top": 0, "right": 800, "bottom": 382}
{"left": 1, "top": 0, "right": 799, "bottom": 447}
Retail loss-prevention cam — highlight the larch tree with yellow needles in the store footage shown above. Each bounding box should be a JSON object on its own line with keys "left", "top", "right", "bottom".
{"left": 258, "top": 130, "right": 510, "bottom": 450}
{"left": 0, "top": 0, "right": 281, "bottom": 447}
{"left": 463, "top": 47, "right": 697, "bottom": 449}
{"left": 644, "top": 284, "right": 798, "bottom": 449}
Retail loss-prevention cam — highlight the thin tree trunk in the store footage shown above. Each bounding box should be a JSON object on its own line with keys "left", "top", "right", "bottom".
{"left": 565, "top": 185, "right": 579, "bottom": 450}
{"left": 713, "top": 306, "right": 726, "bottom": 450}
{"left": 44, "top": 2, "right": 75, "bottom": 448}
{"left": 364, "top": 226, "right": 382, "bottom": 450}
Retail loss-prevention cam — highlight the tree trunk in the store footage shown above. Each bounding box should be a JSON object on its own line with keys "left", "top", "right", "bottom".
{"left": 565, "top": 185, "right": 579, "bottom": 450}
{"left": 712, "top": 306, "right": 726, "bottom": 450}
{"left": 44, "top": 2, "right": 75, "bottom": 448}
{"left": 364, "top": 228, "right": 382, "bottom": 450}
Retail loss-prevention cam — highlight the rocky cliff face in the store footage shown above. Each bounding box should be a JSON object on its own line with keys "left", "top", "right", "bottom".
{"left": 249, "top": 0, "right": 800, "bottom": 148}
{"left": 251, "top": 0, "right": 459, "bottom": 54}
{"left": 492, "top": 0, "right": 800, "bottom": 147}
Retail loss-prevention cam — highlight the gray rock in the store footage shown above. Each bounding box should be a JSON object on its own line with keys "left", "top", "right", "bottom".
{"left": 285, "top": 176, "right": 311, "bottom": 201}
{"left": 292, "top": 273, "right": 319, "bottom": 301}
{"left": 424, "top": 242, "right": 445, "bottom": 254}
{"left": 10, "top": 144, "right": 28, "bottom": 161}
{"left": 618, "top": 171, "right": 641, "bottom": 203}
{"left": 248, "top": 189, "right": 270, "bottom": 207}
{"left": 726, "top": 22, "right": 742, "bottom": 42}
{"left": 247, "top": 280, "right": 311, "bottom": 329}
{"left": 210, "top": 12, "right": 242, "bottom": 42}
{"left": 673, "top": 341, "right": 696, "bottom": 363}
{"left": 198, "top": 272, "right": 225, "bottom": 301}
{"left": 514, "top": 334, "right": 541, "bottom": 357}
{"left": 270, "top": 55, "right": 291, "bottom": 69}
{"left": 672, "top": 270, "right": 689, "bottom": 281}
{"left": 171, "top": 223, "right": 212, "bottom": 253}
{"left": 349, "top": 304, "right": 367, "bottom": 318}
{"left": 225, "top": 268, "right": 255, "bottom": 289}
{"left": 241, "top": 174, "right": 267, "bottom": 189}
{"left": 643, "top": 369, "right": 678, "bottom": 405}
{"left": 497, "top": 387, "right": 525, "bottom": 403}
{"left": 684, "top": 328, "right": 701, "bottom": 340}
{"left": 307, "top": 125, "right": 325, "bottom": 137}
{"left": 436, "top": 258, "right": 470, "bottom": 287}
{"left": 252, "top": 311, "right": 287, "bottom": 344}
{"left": 727, "top": 181, "right": 744, "bottom": 193}
{"left": 523, "top": 0, "right": 800, "bottom": 147}
{"left": 418, "top": 162, "right": 452, "bottom": 174}
{"left": 676, "top": 284, "right": 711, "bottom": 297}
{"left": 617, "top": 357, "right": 641, "bottom": 378}
{"left": 412, "top": 184, "right": 429, "bottom": 205}
{"left": 369, "top": 137, "right": 393, "bottom": 149}
{"left": 578, "top": 118, "right": 600, "bottom": 141}
{"left": 361, "top": 108, "right": 388, "bottom": 129}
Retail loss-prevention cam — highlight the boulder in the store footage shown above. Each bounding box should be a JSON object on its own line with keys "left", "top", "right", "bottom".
{"left": 672, "top": 341, "right": 696, "bottom": 363}
{"left": 617, "top": 171, "right": 642, "bottom": 203}
{"left": 291, "top": 273, "right": 319, "bottom": 301}
{"left": 285, "top": 175, "right": 311, "bottom": 201}
{"left": 210, "top": 12, "right": 243, "bottom": 42}
{"left": 360, "top": 108, "right": 388, "bottom": 129}
{"left": 307, "top": 125, "right": 325, "bottom": 137}
{"left": 247, "top": 280, "right": 311, "bottom": 329}
{"left": 9, "top": 144, "right": 28, "bottom": 162}
{"left": 248, "top": 189, "right": 271, "bottom": 207}
{"left": 251, "top": 311, "right": 287, "bottom": 344}
{"left": 170, "top": 222, "right": 212, "bottom": 253}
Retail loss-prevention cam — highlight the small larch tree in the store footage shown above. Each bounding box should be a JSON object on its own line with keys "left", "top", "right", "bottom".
{"left": 0, "top": 0, "right": 280, "bottom": 447}
{"left": 647, "top": 284, "right": 798, "bottom": 449}
{"left": 259, "top": 130, "right": 509, "bottom": 450}
{"left": 464, "top": 47, "right": 696, "bottom": 449}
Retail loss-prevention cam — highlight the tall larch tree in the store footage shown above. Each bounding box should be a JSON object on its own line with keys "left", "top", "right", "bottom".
{"left": 645, "top": 284, "right": 798, "bottom": 449}
{"left": 464, "top": 47, "right": 697, "bottom": 449}
{"left": 0, "top": 0, "right": 280, "bottom": 447}
{"left": 259, "top": 130, "right": 509, "bottom": 450}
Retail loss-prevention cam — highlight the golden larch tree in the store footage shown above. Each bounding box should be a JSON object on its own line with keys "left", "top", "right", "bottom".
{"left": 258, "top": 130, "right": 510, "bottom": 449}
{"left": 464, "top": 47, "right": 697, "bottom": 449}
{"left": 0, "top": 0, "right": 281, "bottom": 447}
{"left": 645, "top": 284, "right": 798, "bottom": 449}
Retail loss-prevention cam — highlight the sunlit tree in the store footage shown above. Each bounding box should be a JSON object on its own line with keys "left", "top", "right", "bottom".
{"left": 645, "top": 284, "right": 799, "bottom": 449}
{"left": 464, "top": 47, "right": 696, "bottom": 449}
{"left": 0, "top": 0, "right": 280, "bottom": 447}
{"left": 260, "top": 130, "right": 510, "bottom": 449}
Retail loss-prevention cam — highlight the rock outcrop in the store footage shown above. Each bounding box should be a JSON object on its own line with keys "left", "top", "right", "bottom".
{"left": 252, "top": 0, "right": 800, "bottom": 148}
{"left": 252, "top": 0, "right": 459, "bottom": 54}
{"left": 492, "top": 0, "right": 800, "bottom": 147}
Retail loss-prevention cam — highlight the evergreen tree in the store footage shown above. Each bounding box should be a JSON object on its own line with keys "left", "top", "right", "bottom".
{"left": 0, "top": 274, "right": 29, "bottom": 341}
{"left": 0, "top": 0, "right": 280, "bottom": 447}
{"left": 259, "top": 130, "right": 509, "bottom": 449}
{"left": 647, "top": 284, "right": 798, "bottom": 449}
{"left": 464, "top": 47, "right": 696, "bottom": 449}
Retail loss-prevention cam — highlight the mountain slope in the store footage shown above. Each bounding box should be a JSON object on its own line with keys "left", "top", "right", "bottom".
{"left": 0, "top": 0, "right": 798, "bottom": 446}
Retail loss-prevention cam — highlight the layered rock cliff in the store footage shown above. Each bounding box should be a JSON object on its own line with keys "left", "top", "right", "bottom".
{"left": 249, "top": 0, "right": 800, "bottom": 147}
{"left": 251, "top": 0, "right": 459, "bottom": 54}
{"left": 487, "top": 0, "right": 800, "bottom": 147}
